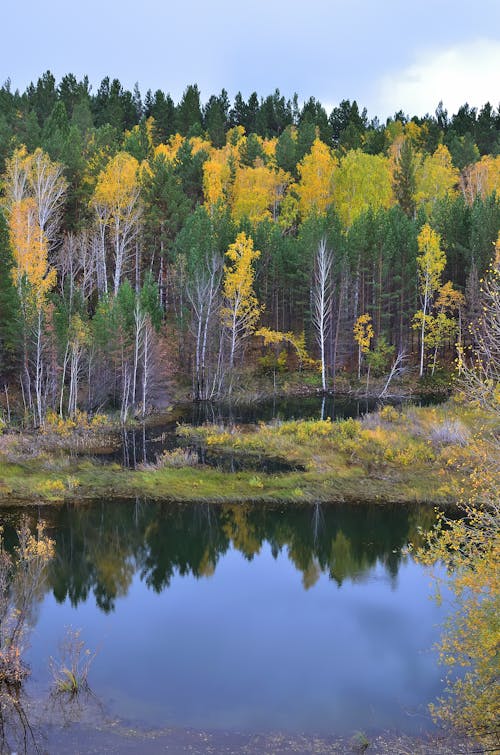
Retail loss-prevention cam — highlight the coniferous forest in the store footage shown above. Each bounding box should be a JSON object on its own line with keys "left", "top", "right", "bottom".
{"left": 0, "top": 71, "right": 499, "bottom": 423}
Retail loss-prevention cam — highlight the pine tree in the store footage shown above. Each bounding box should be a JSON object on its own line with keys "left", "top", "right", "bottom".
{"left": 393, "top": 138, "right": 416, "bottom": 218}
{"left": 0, "top": 212, "right": 20, "bottom": 376}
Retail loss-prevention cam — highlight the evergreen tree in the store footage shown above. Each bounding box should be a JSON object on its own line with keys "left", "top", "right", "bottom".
{"left": 204, "top": 90, "right": 230, "bottom": 148}
{"left": 29, "top": 70, "right": 57, "bottom": 127}
{"left": 393, "top": 138, "right": 417, "bottom": 218}
{"left": 142, "top": 153, "right": 191, "bottom": 262}
{"left": 150, "top": 90, "right": 176, "bottom": 143}
{"left": 0, "top": 212, "right": 20, "bottom": 376}
{"left": 176, "top": 84, "right": 203, "bottom": 136}
{"left": 276, "top": 126, "right": 298, "bottom": 175}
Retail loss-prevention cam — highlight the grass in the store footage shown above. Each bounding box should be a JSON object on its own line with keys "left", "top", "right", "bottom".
{"left": 0, "top": 398, "right": 493, "bottom": 506}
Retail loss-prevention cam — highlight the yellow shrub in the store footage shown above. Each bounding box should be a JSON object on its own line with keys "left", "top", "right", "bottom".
{"left": 37, "top": 479, "right": 66, "bottom": 497}
{"left": 379, "top": 405, "right": 399, "bottom": 423}
{"left": 248, "top": 476, "right": 264, "bottom": 489}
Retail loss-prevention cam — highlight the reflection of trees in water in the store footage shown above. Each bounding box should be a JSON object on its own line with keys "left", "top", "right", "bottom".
{"left": 23, "top": 500, "right": 439, "bottom": 611}
{"left": 0, "top": 689, "right": 42, "bottom": 755}
{"left": 0, "top": 520, "right": 56, "bottom": 754}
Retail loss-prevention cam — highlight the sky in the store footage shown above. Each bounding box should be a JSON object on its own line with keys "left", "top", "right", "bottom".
{"left": 2, "top": 0, "right": 499, "bottom": 121}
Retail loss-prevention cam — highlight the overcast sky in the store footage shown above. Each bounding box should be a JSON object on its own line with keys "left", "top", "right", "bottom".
{"left": 2, "top": 0, "right": 499, "bottom": 120}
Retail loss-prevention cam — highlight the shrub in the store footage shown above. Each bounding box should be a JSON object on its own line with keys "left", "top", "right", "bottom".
{"left": 50, "top": 627, "right": 95, "bottom": 697}
{"left": 0, "top": 519, "right": 54, "bottom": 688}
{"left": 379, "top": 404, "right": 400, "bottom": 423}
{"left": 155, "top": 448, "right": 198, "bottom": 468}
{"left": 37, "top": 479, "right": 66, "bottom": 498}
{"left": 430, "top": 419, "right": 470, "bottom": 447}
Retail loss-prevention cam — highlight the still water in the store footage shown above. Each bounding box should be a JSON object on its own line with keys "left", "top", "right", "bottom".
{"left": 6, "top": 499, "right": 449, "bottom": 741}
{"left": 112, "top": 395, "right": 397, "bottom": 467}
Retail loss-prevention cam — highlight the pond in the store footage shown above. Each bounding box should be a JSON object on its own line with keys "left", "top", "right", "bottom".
{"left": 109, "top": 395, "right": 405, "bottom": 467}
{"left": 0, "top": 499, "right": 450, "bottom": 752}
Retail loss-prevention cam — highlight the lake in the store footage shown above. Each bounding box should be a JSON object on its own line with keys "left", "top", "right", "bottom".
{"left": 0, "top": 499, "right": 450, "bottom": 752}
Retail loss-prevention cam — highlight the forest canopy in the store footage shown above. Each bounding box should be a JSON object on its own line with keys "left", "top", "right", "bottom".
{"left": 0, "top": 71, "right": 499, "bottom": 422}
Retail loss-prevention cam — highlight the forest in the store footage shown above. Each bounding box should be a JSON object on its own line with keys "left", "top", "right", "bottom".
{"left": 0, "top": 70, "right": 499, "bottom": 423}
{"left": 0, "top": 70, "right": 498, "bottom": 753}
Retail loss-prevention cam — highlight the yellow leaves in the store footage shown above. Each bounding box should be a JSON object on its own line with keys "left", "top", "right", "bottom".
{"left": 225, "top": 125, "right": 246, "bottom": 147}
{"left": 353, "top": 314, "right": 374, "bottom": 353}
{"left": 255, "top": 327, "right": 309, "bottom": 362}
{"left": 202, "top": 136, "right": 291, "bottom": 223}
{"left": 221, "top": 231, "right": 261, "bottom": 335}
{"left": 386, "top": 121, "right": 426, "bottom": 161}
{"left": 9, "top": 198, "right": 55, "bottom": 305}
{"left": 334, "top": 150, "right": 394, "bottom": 228}
{"left": 122, "top": 117, "right": 155, "bottom": 156}
{"left": 416, "top": 223, "right": 446, "bottom": 290}
{"left": 435, "top": 280, "right": 465, "bottom": 311}
{"left": 93, "top": 152, "right": 140, "bottom": 210}
{"left": 261, "top": 137, "right": 277, "bottom": 162}
{"left": 189, "top": 135, "right": 212, "bottom": 156}
{"left": 295, "top": 138, "right": 337, "bottom": 218}
{"left": 154, "top": 134, "right": 185, "bottom": 163}
{"left": 202, "top": 137, "right": 241, "bottom": 208}
{"left": 231, "top": 164, "right": 290, "bottom": 223}
{"left": 68, "top": 313, "right": 90, "bottom": 348}
{"left": 460, "top": 154, "right": 500, "bottom": 205}
{"left": 203, "top": 154, "right": 232, "bottom": 208}
{"left": 415, "top": 144, "right": 459, "bottom": 213}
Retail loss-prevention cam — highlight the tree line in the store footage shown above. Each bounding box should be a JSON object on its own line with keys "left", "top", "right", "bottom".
{"left": 0, "top": 71, "right": 499, "bottom": 424}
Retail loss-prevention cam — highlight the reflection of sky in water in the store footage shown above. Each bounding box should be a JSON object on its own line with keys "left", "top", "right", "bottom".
{"left": 27, "top": 543, "right": 448, "bottom": 737}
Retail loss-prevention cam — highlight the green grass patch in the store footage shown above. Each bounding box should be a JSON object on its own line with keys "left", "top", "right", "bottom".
{"left": 0, "top": 399, "right": 491, "bottom": 506}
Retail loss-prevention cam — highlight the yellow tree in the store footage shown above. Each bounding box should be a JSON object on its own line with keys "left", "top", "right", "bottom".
{"left": 460, "top": 154, "right": 500, "bottom": 205}
{"left": 415, "top": 144, "right": 459, "bottom": 214}
{"left": 333, "top": 150, "right": 394, "bottom": 229}
{"left": 154, "top": 133, "right": 185, "bottom": 164}
{"left": 353, "top": 313, "right": 374, "bottom": 380}
{"left": 419, "top": 260, "right": 500, "bottom": 749}
{"left": 295, "top": 138, "right": 337, "bottom": 218}
{"left": 231, "top": 162, "right": 290, "bottom": 223}
{"left": 3, "top": 146, "right": 67, "bottom": 253}
{"left": 426, "top": 281, "right": 465, "bottom": 375}
{"left": 255, "top": 327, "right": 309, "bottom": 388}
{"left": 413, "top": 224, "right": 446, "bottom": 376}
{"left": 221, "top": 232, "right": 261, "bottom": 371}
{"left": 9, "top": 199, "right": 56, "bottom": 304}
{"left": 8, "top": 198, "right": 56, "bottom": 426}
{"left": 202, "top": 152, "right": 232, "bottom": 209}
{"left": 92, "top": 152, "right": 141, "bottom": 295}
{"left": 202, "top": 134, "right": 244, "bottom": 212}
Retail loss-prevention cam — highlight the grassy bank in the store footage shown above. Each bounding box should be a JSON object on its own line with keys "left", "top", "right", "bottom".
{"left": 0, "top": 399, "right": 492, "bottom": 506}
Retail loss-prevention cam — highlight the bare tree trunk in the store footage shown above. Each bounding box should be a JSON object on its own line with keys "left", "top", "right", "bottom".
{"left": 312, "top": 238, "right": 333, "bottom": 392}
{"left": 379, "top": 351, "right": 406, "bottom": 398}
{"left": 59, "top": 343, "right": 70, "bottom": 417}
{"left": 141, "top": 318, "right": 152, "bottom": 417}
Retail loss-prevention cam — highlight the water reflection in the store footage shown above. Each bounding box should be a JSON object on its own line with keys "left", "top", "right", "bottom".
{"left": 3, "top": 501, "right": 438, "bottom": 613}
{"left": 12, "top": 501, "right": 446, "bottom": 738}
{"left": 0, "top": 690, "right": 41, "bottom": 755}
{"left": 112, "top": 396, "right": 379, "bottom": 468}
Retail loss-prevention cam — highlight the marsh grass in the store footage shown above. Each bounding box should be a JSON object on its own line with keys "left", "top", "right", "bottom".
{"left": 0, "top": 400, "right": 488, "bottom": 506}
{"left": 50, "top": 627, "right": 96, "bottom": 697}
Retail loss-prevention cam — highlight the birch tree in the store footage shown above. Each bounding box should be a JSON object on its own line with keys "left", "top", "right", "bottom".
{"left": 8, "top": 198, "right": 56, "bottom": 425}
{"left": 221, "top": 232, "right": 261, "bottom": 373}
{"left": 92, "top": 152, "right": 142, "bottom": 295}
{"left": 312, "top": 238, "right": 333, "bottom": 391}
{"left": 413, "top": 224, "right": 446, "bottom": 377}
{"left": 3, "top": 147, "right": 67, "bottom": 255}
{"left": 186, "top": 254, "right": 223, "bottom": 400}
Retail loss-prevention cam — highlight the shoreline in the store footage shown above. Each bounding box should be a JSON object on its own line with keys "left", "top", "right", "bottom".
{"left": 0, "top": 397, "right": 482, "bottom": 508}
